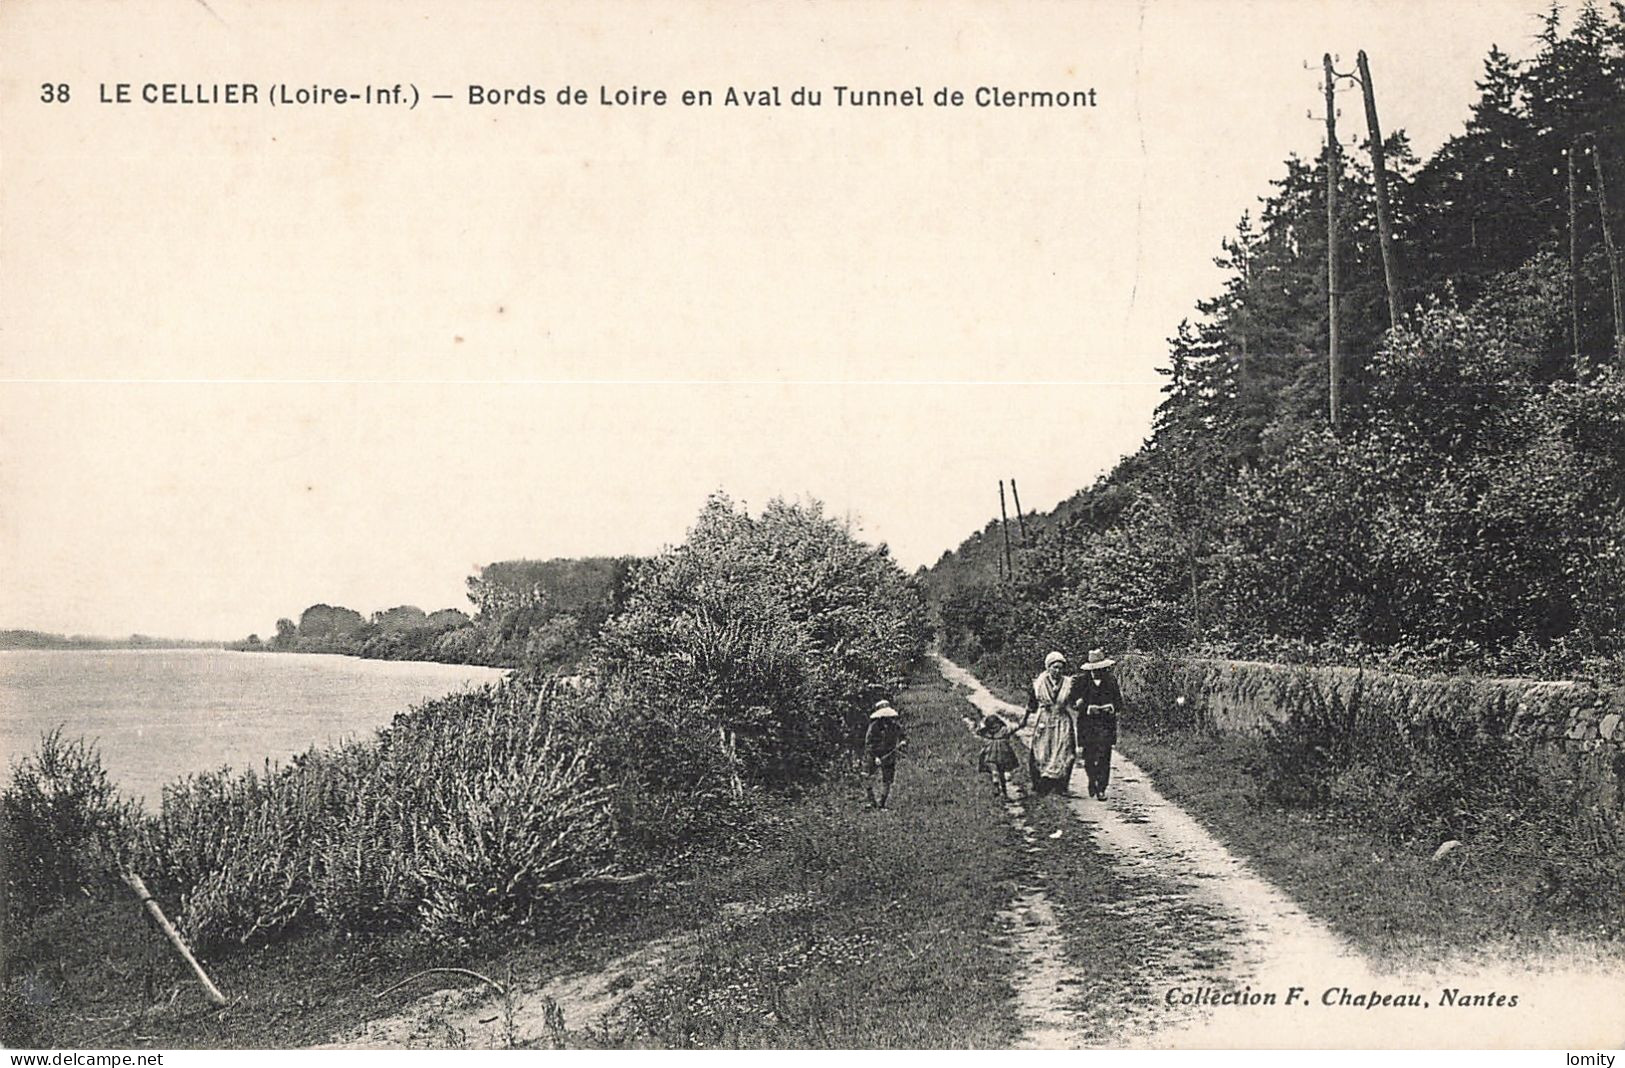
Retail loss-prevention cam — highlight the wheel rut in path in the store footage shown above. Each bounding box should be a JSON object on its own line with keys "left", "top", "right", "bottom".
{"left": 994, "top": 795, "right": 1091, "bottom": 1048}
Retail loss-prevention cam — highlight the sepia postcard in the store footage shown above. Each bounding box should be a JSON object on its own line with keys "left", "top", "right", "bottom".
{"left": 2, "top": 0, "right": 1622, "bottom": 1057}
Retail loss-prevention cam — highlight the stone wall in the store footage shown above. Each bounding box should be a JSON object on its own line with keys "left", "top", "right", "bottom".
{"left": 1115, "top": 653, "right": 1624, "bottom": 830}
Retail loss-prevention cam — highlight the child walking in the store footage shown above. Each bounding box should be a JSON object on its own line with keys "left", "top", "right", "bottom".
{"left": 965, "top": 711, "right": 1022, "bottom": 800}
{"left": 864, "top": 699, "right": 907, "bottom": 809}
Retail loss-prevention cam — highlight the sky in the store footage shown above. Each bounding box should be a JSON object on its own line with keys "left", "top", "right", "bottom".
{"left": 0, "top": 0, "right": 1564, "bottom": 639}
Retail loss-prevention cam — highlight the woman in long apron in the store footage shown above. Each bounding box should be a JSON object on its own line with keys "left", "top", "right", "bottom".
{"left": 1024, "top": 650, "right": 1077, "bottom": 796}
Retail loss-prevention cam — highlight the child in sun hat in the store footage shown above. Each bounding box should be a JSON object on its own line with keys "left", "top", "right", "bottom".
{"left": 863, "top": 698, "right": 907, "bottom": 809}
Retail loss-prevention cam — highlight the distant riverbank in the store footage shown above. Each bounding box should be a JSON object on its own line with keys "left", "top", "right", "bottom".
{"left": 0, "top": 629, "right": 223, "bottom": 651}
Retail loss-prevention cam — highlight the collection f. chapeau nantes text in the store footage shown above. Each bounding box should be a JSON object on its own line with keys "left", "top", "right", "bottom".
{"left": 77, "top": 82, "right": 1099, "bottom": 110}
{"left": 1163, "top": 986, "right": 1521, "bottom": 1010}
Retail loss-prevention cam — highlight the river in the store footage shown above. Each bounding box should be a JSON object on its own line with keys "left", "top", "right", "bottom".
{"left": 0, "top": 648, "right": 508, "bottom": 806}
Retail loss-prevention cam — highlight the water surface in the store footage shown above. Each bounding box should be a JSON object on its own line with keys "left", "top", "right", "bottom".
{"left": 0, "top": 649, "right": 507, "bottom": 805}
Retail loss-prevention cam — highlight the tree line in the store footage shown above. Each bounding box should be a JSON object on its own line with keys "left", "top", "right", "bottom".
{"left": 0, "top": 631, "right": 220, "bottom": 651}
{"left": 929, "top": 4, "right": 1625, "bottom": 682}
{"left": 234, "top": 556, "right": 637, "bottom": 670}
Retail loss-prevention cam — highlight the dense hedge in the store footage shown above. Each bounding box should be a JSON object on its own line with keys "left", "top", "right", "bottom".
{"left": 593, "top": 494, "right": 931, "bottom": 785}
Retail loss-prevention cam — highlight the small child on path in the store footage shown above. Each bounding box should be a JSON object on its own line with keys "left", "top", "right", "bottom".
{"left": 965, "top": 711, "right": 1022, "bottom": 800}
{"left": 864, "top": 699, "right": 907, "bottom": 809}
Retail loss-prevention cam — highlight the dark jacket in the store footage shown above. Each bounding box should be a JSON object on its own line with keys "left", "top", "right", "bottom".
{"left": 1067, "top": 670, "right": 1123, "bottom": 739}
{"left": 864, "top": 716, "right": 905, "bottom": 761}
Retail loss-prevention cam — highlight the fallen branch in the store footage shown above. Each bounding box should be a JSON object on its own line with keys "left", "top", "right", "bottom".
{"left": 119, "top": 870, "right": 228, "bottom": 1007}
{"left": 374, "top": 967, "right": 506, "bottom": 1000}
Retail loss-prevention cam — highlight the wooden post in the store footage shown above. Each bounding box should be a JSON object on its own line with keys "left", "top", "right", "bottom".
{"left": 1357, "top": 51, "right": 1402, "bottom": 334}
{"left": 1570, "top": 143, "right": 1584, "bottom": 371}
{"left": 121, "top": 870, "right": 228, "bottom": 1007}
{"left": 1591, "top": 137, "right": 1625, "bottom": 366}
{"left": 1324, "top": 53, "right": 1342, "bottom": 430}
{"left": 998, "top": 480, "right": 1013, "bottom": 580}
{"left": 1009, "top": 478, "right": 1029, "bottom": 544}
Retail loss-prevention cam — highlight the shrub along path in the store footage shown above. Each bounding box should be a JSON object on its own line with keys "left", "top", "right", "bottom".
{"left": 308, "top": 661, "right": 1034, "bottom": 1049}
{"left": 936, "top": 655, "right": 1625, "bottom": 1049}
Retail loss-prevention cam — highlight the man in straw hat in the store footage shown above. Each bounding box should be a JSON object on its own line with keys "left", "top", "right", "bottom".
{"left": 863, "top": 698, "right": 907, "bottom": 809}
{"left": 1066, "top": 647, "right": 1123, "bottom": 799}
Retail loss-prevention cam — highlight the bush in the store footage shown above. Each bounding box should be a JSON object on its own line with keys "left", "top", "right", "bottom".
{"left": 369, "top": 685, "right": 614, "bottom": 941}
{"left": 593, "top": 494, "right": 930, "bottom": 790}
{"left": 135, "top": 760, "right": 328, "bottom": 949}
{"left": 1114, "top": 654, "right": 1206, "bottom": 734}
{"left": 1247, "top": 667, "right": 1360, "bottom": 809}
{"left": 1, "top": 729, "right": 134, "bottom": 929}
{"left": 132, "top": 680, "right": 617, "bottom": 950}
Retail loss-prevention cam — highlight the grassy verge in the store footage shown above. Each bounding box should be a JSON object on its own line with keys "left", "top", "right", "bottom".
{"left": 4, "top": 842, "right": 709, "bottom": 1048}
{"left": 572, "top": 664, "right": 1027, "bottom": 1047}
{"left": 3, "top": 662, "right": 1029, "bottom": 1049}
{"left": 1120, "top": 729, "right": 1625, "bottom": 965}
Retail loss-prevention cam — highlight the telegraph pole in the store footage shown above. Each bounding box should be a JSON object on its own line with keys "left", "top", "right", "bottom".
{"left": 1591, "top": 136, "right": 1625, "bottom": 366}
{"left": 1570, "top": 143, "right": 1583, "bottom": 371}
{"left": 1357, "top": 51, "right": 1402, "bottom": 334}
{"left": 1239, "top": 228, "right": 1252, "bottom": 387}
{"left": 998, "top": 480, "right": 1013, "bottom": 580}
{"left": 1009, "top": 478, "right": 1028, "bottom": 543}
{"left": 1324, "top": 53, "right": 1342, "bottom": 430}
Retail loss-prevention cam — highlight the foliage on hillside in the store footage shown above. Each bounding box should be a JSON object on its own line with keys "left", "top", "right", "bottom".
{"left": 931, "top": 4, "right": 1625, "bottom": 683}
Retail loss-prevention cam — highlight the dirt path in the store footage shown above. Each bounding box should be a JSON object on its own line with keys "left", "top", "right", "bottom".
{"left": 936, "top": 654, "right": 1625, "bottom": 1049}
{"left": 317, "top": 891, "right": 824, "bottom": 1049}
{"left": 315, "top": 931, "right": 693, "bottom": 1049}
{"left": 994, "top": 796, "right": 1091, "bottom": 1048}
